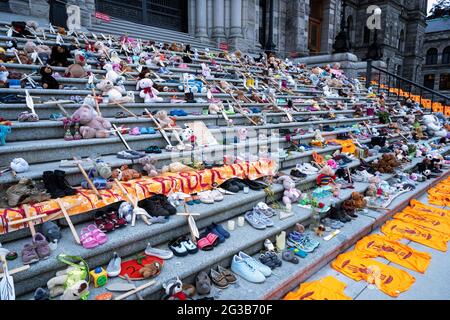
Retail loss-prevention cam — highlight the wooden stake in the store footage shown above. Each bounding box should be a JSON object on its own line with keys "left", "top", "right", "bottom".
{"left": 0, "top": 264, "right": 30, "bottom": 279}
{"left": 114, "top": 280, "right": 156, "bottom": 300}
{"left": 125, "top": 274, "right": 143, "bottom": 300}
{"left": 92, "top": 88, "right": 102, "bottom": 117}
{"left": 55, "top": 198, "right": 81, "bottom": 245}
{"left": 73, "top": 156, "right": 102, "bottom": 200}
{"left": 22, "top": 204, "right": 36, "bottom": 238}
{"left": 8, "top": 214, "right": 47, "bottom": 227}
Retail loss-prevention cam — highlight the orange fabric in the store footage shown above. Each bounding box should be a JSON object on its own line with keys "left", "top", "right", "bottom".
{"left": 327, "top": 139, "right": 357, "bottom": 155}
{"left": 394, "top": 210, "right": 450, "bottom": 236}
{"left": 331, "top": 251, "right": 415, "bottom": 297}
{"left": 354, "top": 234, "right": 431, "bottom": 273}
{"left": 409, "top": 200, "right": 450, "bottom": 222}
{"left": 283, "top": 276, "right": 352, "bottom": 300}
{"left": 0, "top": 160, "right": 276, "bottom": 234}
{"left": 381, "top": 219, "right": 449, "bottom": 252}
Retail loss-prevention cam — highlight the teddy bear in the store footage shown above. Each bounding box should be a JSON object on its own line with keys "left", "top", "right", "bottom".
{"left": 138, "top": 156, "right": 159, "bottom": 177}
{"left": 208, "top": 103, "right": 222, "bottom": 115}
{"left": 423, "top": 114, "right": 448, "bottom": 138}
{"left": 65, "top": 51, "right": 88, "bottom": 78}
{"left": 180, "top": 127, "right": 195, "bottom": 150}
{"left": 40, "top": 65, "right": 61, "bottom": 89}
{"left": 96, "top": 79, "right": 134, "bottom": 104}
{"left": 277, "top": 175, "right": 302, "bottom": 212}
{"left": 137, "top": 78, "right": 164, "bottom": 103}
{"left": 351, "top": 191, "right": 367, "bottom": 209}
{"left": 48, "top": 45, "right": 71, "bottom": 67}
{"left": 16, "top": 50, "right": 33, "bottom": 64}
{"left": 371, "top": 153, "right": 399, "bottom": 174}
{"left": 155, "top": 110, "right": 176, "bottom": 128}
{"left": 111, "top": 165, "right": 142, "bottom": 181}
{"left": 139, "top": 261, "right": 162, "bottom": 279}
{"left": 71, "top": 99, "right": 111, "bottom": 139}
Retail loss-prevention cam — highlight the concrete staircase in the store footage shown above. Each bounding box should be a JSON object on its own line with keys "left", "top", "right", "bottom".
{"left": 0, "top": 20, "right": 447, "bottom": 300}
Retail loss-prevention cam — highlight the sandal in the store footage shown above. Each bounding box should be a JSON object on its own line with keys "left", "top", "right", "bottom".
{"left": 106, "top": 211, "right": 127, "bottom": 228}
{"left": 87, "top": 225, "right": 108, "bottom": 245}
{"left": 94, "top": 212, "right": 115, "bottom": 233}
{"left": 197, "top": 237, "right": 214, "bottom": 251}
{"left": 80, "top": 228, "right": 99, "bottom": 249}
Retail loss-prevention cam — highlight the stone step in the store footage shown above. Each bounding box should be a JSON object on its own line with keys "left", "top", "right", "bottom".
{"left": 11, "top": 156, "right": 372, "bottom": 299}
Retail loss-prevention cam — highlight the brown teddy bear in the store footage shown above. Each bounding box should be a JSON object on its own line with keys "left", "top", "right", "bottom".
{"left": 371, "top": 153, "right": 399, "bottom": 173}
{"left": 350, "top": 191, "right": 367, "bottom": 209}
{"left": 139, "top": 261, "right": 162, "bottom": 279}
{"left": 40, "top": 65, "right": 61, "bottom": 89}
{"left": 65, "top": 51, "right": 88, "bottom": 78}
{"left": 111, "top": 165, "right": 141, "bottom": 181}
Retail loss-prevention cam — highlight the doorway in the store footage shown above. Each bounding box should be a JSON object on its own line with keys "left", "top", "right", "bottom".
{"left": 309, "top": 0, "right": 323, "bottom": 54}
{"left": 49, "top": 0, "right": 68, "bottom": 29}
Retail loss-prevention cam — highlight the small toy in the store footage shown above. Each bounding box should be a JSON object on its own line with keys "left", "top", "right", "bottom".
{"left": 89, "top": 267, "right": 108, "bottom": 288}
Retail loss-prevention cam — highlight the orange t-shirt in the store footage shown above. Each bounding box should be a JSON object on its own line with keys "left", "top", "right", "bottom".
{"left": 332, "top": 251, "right": 415, "bottom": 297}
{"left": 354, "top": 234, "right": 431, "bottom": 273}
{"left": 381, "top": 219, "right": 449, "bottom": 252}
{"left": 409, "top": 200, "right": 450, "bottom": 221}
{"left": 394, "top": 210, "right": 450, "bottom": 236}
{"left": 327, "top": 139, "right": 357, "bottom": 155}
{"left": 283, "top": 276, "right": 352, "bottom": 300}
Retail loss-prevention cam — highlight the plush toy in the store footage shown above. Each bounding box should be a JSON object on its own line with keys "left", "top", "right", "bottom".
{"left": 162, "top": 277, "right": 187, "bottom": 300}
{"left": 316, "top": 165, "right": 336, "bottom": 186}
{"left": 48, "top": 45, "right": 71, "bottom": 67}
{"left": 47, "top": 265, "right": 89, "bottom": 300}
{"left": 155, "top": 110, "right": 176, "bottom": 128}
{"left": 277, "top": 176, "right": 302, "bottom": 212}
{"left": 71, "top": 98, "right": 112, "bottom": 139}
{"left": 40, "top": 65, "right": 61, "bottom": 89}
{"left": 181, "top": 127, "right": 196, "bottom": 149}
{"left": 161, "top": 162, "right": 195, "bottom": 173}
{"left": 0, "top": 65, "right": 9, "bottom": 87}
{"left": 371, "top": 153, "right": 400, "bottom": 174}
{"left": 138, "top": 156, "right": 159, "bottom": 177}
{"left": 423, "top": 114, "right": 448, "bottom": 138}
{"left": 310, "top": 129, "right": 325, "bottom": 147}
{"left": 16, "top": 50, "right": 33, "bottom": 64}
{"left": 66, "top": 51, "right": 88, "bottom": 78}
{"left": 96, "top": 79, "right": 134, "bottom": 104}
{"left": 111, "top": 165, "right": 142, "bottom": 181}
{"left": 103, "top": 63, "right": 120, "bottom": 83}
{"left": 137, "top": 78, "right": 164, "bottom": 103}
{"left": 208, "top": 103, "right": 221, "bottom": 115}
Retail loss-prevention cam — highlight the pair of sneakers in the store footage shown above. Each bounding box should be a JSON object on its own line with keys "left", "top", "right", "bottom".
{"left": 168, "top": 236, "right": 198, "bottom": 257}
{"left": 244, "top": 209, "right": 274, "bottom": 230}
{"left": 296, "top": 163, "right": 319, "bottom": 175}
{"left": 231, "top": 251, "right": 272, "bottom": 283}
{"left": 351, "top": 170, "right": 375, "bottom": 182}
{"left": 286, "top": 231, "right": 320, "bottom": 253}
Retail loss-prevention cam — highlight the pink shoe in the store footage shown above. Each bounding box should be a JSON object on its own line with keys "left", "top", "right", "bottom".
{"left": 87, "top": 224, "right": 108, "bottom": 245}
{"left": 129, "top": 127, "right": 141, "bottom": 136}
{"left": 80, "top": 228, "right": 99, "bottom": 249}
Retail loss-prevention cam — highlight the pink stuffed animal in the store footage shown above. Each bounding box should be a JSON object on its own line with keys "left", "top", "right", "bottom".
{"left": 72, "top": 99, "right": 111, "bottom": 139}
{"left": 277, "top": 176, "right": 302, "bottom": 212}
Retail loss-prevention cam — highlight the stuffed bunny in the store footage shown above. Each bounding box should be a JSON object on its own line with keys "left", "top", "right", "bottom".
{"left": 277, "top": 176, "right": 302, "bottom": 212}
{"left": 137, "top": 78, "right": 164, "bottom": 103}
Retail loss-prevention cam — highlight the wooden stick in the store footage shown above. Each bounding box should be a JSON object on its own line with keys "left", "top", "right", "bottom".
{"left": 114, "top": 179, "right": 135, "bottom": 204}
{"left": 114, "top": 280, "right": 156, "bottom": 300}
{"left": 55, "top": 198, "right": 81, "bottom": 245}
{"left": 0, "top": 264, "right": 30, "bottom": 279}
{"left": 111, "top": 124, "right": 132, "bottom": 150}
{"left": 144, "top": 109, "right": 173, "bottom": 147}
{"left": 73, "top": 156, "right": 102, "bottom": 200}
{"left": 125, "top": 274, "right": 143, "bottom": 300}
{"left": 22, "top": 204, "right": 36, "bottom": 237}
{"left": 8, "top": 214, "right": 47, "bottom": 226}
{"left": 92, "top": 88, "right": 102, "bottom": 117}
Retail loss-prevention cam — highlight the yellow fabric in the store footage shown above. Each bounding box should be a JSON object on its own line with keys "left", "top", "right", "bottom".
{"left": 332, "top": 251, "right": 415, "bottom": 298}
{"left": 381, "top": 219, "right": 449, "bottom": 252}
{"left": 394, "top": 210, "right": 450, "bottom": 237}
{"left": 327, "top": 139, "right": 357, "bottom": 155}
{"left": 354, "top": 234, "right": 431, "bottom": 273}
{"left": 0, "top": 160, "right": 276, "bottom": 234}
{"left": 283, "top": 276, "right": 352, "bottom": 300}
{"left": 409, "top": 200, "right": 450, "bottom": 222}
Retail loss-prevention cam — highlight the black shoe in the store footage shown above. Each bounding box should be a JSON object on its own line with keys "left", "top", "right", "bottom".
{"left": 42, "top": 171, "right": 65, "bottom": 199}
{"left": 243, "top": 179, "right": 267, "bottom": 190}
{"left": 218, "top": 180, "right": 240, "bottom": 193}
{"left": 152, "top": 194, "right": 177, "bottom": 215}
{"left": 290, "top": 169, "right": 306, "bottom": 178}
{"left": 54, "top": 170, "right": 76, "bottom": 196}
{"left": 141, "top": 198, "right": 170, "bottom": 216}
{"left": 345, "top": 209, "right": 358, "bottom": 219}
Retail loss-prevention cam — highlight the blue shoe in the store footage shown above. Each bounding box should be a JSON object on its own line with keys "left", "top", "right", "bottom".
{"left": 286, "top": 237, "right": 314, "bottom": 253}
{"left": 211, "top": 223, "right": 230, "bottom": 238}
{"left": 147, "top": 127, "right": 156, "bottom": 134}
{"left": 288, "top": 247, "right": 308, "bottom": 258}
{"left": 140, "top": 127, "right": 148, "bottom": 134}
{"left": 231, "top": 255, "right": 266, "bottom": 283}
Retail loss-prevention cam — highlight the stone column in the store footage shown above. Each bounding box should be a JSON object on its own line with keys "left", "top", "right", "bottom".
{"left": 230, "top": 0, "right": 243, "bottom": 38}
{"left": 212, "top": 0, "right": 226, "bottom": 43}
{"left": 196, "top": 0, "right": 209, "bottom": 41}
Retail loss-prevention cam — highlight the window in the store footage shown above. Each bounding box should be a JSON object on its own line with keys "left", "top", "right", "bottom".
{"left": 363, "top": 26, "right": 371, "bottom": 44}
{"left": 424, "top": 74, "right": 435, "bottom": 90}
{"left": 440, "top": 74, "right": 450, "bottom": 90}
{"left": 347, "top": 15, "right": 354, "bottom": 43}
{"left": 426, "top": 48, "right": 438, "bottom": 65}
{"left": 398, "top": 30, "right": 405, "bottom": 52}
{"left": 443, "top": 47, "right": 450, "bottom": 64}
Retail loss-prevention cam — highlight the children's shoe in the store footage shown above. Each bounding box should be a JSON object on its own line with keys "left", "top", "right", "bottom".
{"left": 33, "top": 233, "right": 51, "bottom": 259}
{"left": 129, "top": 127, "right": 141, "bottom": 135}
{"left": 22, "top": 243, "right": 40, "bottom": 264}
{"left": 140, "top": 127, "right": 149, "bottom": 134}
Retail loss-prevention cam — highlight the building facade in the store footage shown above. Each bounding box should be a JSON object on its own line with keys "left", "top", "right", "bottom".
{"left": 4, "top": 0, "right": 427, "bottom": 82}
{"left": 421, "top": 17, "right": 450, "bottom": 96}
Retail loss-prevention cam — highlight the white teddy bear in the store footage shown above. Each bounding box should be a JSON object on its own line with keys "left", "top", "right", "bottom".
{"left": 137, "top": 78, "right": 164, "bottom": 103}
{"left": 423, "top": 114, "right": 448, "bottom": 138}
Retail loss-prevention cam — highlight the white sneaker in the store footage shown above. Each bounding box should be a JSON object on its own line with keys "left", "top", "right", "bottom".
{"left": 351, "top": 170, "right": 374, "bottom": 182}
{"left": 145, "top": 242, "right": 174, "bottom": 260}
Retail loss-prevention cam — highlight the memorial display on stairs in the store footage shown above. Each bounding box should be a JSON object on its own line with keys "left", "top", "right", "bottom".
{"left": 0, "top": 18, "right": 450, "bottom": 301}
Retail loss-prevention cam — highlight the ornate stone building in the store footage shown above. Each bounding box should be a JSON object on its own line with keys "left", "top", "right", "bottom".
{"left": 421, "top": 17, "right": 450, "bottom": 96}
{"left": 2, "top": 0, "right": 427, "bottom": 82}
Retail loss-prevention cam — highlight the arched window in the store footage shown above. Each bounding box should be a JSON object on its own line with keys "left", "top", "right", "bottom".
{"left": 398, "top": 30, "right": 405, "bottom": 52}
{"left": 426, "top": 48, "right": 438, "bottom": 65}
{"left": 443, "top": 47, "right": 450, "bottom": 65}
